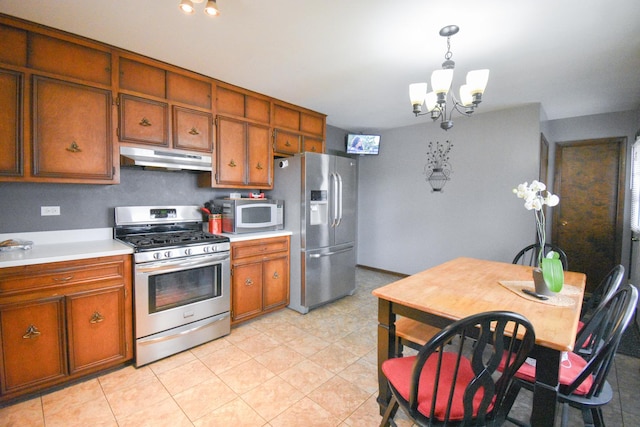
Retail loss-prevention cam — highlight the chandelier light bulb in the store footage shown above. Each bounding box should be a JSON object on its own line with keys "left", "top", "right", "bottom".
{"left": 466, "top": 69, "right": 490, "bottom": 95}
{"left": 409, "top": 83, "right": 428, "bottom": 106}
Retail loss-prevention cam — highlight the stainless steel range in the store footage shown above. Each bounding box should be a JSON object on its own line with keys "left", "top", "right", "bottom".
{"left": 114, "top": 205, "right": 230, "bottom": 367}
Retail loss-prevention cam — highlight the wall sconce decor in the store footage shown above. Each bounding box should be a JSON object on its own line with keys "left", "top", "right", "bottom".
{"left": 424, "top": 140, "right": 453, "bottom": 192}
{"left": 409, "top": 25, "right": 489, "bottom": 131}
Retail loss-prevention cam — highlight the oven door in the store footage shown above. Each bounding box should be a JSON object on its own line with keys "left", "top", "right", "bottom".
{"left": 133, "top": 252, "right": 230, "bottom": 339}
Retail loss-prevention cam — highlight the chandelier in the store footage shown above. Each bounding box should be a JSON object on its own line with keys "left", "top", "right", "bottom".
{"left": 409, "top": 25, "right": 489, "bottom": 131}
{"left": 179, "top": 0, "right": 220, "bottom": 16}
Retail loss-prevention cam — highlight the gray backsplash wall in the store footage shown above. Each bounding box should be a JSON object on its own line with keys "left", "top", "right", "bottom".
{"left": 0, "top": 125, "right": 351, "bottom": 234}
{"left": 0, "top": 167, "right": 230, "bottom": 233}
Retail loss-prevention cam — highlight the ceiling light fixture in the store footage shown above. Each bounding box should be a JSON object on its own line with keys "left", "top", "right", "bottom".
{"left": 410, "top": 25, "right": 489, "bottom": 131}
{"left": 179, "top": 0, "right": 220, "bottom": 16}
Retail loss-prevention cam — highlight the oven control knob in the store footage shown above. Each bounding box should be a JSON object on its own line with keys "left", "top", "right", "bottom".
{"left": 203, "top": 246, "right": 210, "bottom": 253}
{"left": 164, "top": 251, "right": 172, "bottom": 258}
{"left": 153, "top": 252, "right": 161, "bottom": 260}
{"left": 185, "top": 248, "right": 192, "bottom": 256}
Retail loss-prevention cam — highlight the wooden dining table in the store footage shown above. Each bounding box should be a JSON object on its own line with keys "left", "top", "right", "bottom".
{"left": 372, "top": 257, "right": 586, "bottom": 426}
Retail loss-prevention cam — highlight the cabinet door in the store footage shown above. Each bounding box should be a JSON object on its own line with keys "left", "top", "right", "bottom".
{"left": 119, "top": 94, "right": 169, "bottom": 147}
{"left": 303, "top": 136, "right": 324, "bottom": 154}
{"left": 0, "top": 69, "right": 22, "bottom": 176}
{"left": 32, "top": 76, "right": 114, "bottom": 181}
{"left": 0, "top": 297, "right": 66, "bottom": 394}
{"left": 66, "top": 286, "right": 127, "bottom": 374}
{"left": 216, "top": 116, "right": 246, "bottom": 186}
{"left": 173, "top": 106, "right": 213, "bottom": 153}
{"left": 231, "top": 261, "right": 263, "bottom": 322}
{"left": 246, "top": 123, "right": 271, "bottom": 187}
{"left": 263, "top": 255, "right": 289, "bottom": 311}
{"left": 274, "top": 129, "right": 301, "bottom": 155}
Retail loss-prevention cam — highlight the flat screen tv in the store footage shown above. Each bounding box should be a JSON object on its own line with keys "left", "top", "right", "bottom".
{"left": 346, "top": 134, "right": 381, "bottom": 155}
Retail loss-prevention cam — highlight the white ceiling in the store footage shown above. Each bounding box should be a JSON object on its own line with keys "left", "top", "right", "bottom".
{"left": 2, "top": 0, "right": 640, "bottom": 132}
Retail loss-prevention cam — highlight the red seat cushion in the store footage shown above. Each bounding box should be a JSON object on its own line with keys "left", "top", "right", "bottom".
{"left": 382, "top": 352, "right": 493, "bottom": 421}
{"left": 501, "top": 351, "right": 594, "bottom": 395}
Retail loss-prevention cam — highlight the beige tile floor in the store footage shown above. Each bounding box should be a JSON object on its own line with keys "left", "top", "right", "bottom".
{"left": 1, "top": 267, "right": 638, "bottom": 426}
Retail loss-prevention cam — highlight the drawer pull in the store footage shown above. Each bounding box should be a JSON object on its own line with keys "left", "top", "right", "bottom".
{"left": 245, "top": 278, "right": 254, "bottom": 286}
{"left": 256, "top": 162, "right": 263, "bottom": 170}
{"left": 272, "top": 271, "right": 279, "bottom": 279}
{"left": 66, "top": 141, "right": 81, "bottom": 153}
{"left": 53, "top": 275, "right": 73, "bottom": 282}
{"left": 90, "top": 311, "right": 105, "bottom": 324}
{"left": 188, "top": 127, "right": 200, "bottom": 136}
{"left": 22, "top": 325, "right": 41, "bottom": 339}
{"left": 228, "top": 159, "right": 237, "bottom": 167}
{"left": 285, "top": 140, "right": 291, "bottom": 147}
{"left": 139, "top": 117, "right": 152, "bottom": 127}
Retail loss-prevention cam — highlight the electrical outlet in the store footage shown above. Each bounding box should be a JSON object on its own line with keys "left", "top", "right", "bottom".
{"left": 41, "top": 206, "right": 61, "bottom": 216}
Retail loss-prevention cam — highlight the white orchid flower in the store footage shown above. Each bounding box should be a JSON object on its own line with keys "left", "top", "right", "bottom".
{"left": 544, "top": 193, "right": 560, "bottom": 207}
{"left": 530, "top": 180, "right": 546, "bottom": 192}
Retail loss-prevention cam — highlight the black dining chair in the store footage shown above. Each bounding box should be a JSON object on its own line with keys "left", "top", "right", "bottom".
{"left": 502, "top": 283, "right": 638, "bottom": 427}
{"left": 380, "top": 311, "right": 536, "bottom": 427}
{"left": 512, "top": 243, "right": 569, "bottom": 271}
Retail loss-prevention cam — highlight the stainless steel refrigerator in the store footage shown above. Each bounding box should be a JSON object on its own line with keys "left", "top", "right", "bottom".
{"left": 271, "top": 152, "right": 357, "bottom": 313}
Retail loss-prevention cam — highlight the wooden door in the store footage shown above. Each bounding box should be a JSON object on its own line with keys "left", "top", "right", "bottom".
{"left": 0, "top": 297, "right": 66, "bottom": 394}
{"left": 246, "top": 123, "right": 271, "bottom": 187}
{"left": 216, "top": 116, "right": 246, "bottom": 186}
{"left": 173, "top": 106, "right": 213, "bottom": 153}
{"left": 0, "top": 69, "right": 22, "bottom": 176}
{"left": 231, "top": 260, "right": 263, "bottom": 322}
{"left": 32, "top": 76, "right": 114, "bottom": 181}
{"left": 552, "top": 137, "right": 627, "bottom": 292}
{"left": 66, "top": 286, "right": 127, "bottom": 374}
{"left": 263, "top": 255, "right": 289, "bottom": 310}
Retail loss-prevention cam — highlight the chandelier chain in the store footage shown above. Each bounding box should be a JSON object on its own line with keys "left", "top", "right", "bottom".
{"left": 445, "top": 36, "right": 453, "bottom": 61}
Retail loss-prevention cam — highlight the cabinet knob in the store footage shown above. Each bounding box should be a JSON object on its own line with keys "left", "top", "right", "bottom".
{"left": 66, "top": 141, "right": 82, "bottom": 153}
{"left": 245, "top": 278, "right": 254, "bottom": 286}
{"left": 139, "top": 117, "right": 152, "bottom": 127}
{"left": 285, "top": 140, "right": 291, "bottom": 147}
{"left": 229, "top": 159, "right": 237, "bottom": 167}
{"left": 188, "top": 127, "right": 200, "bottom": 136}
{"left": 22, "top": 324, "right": 41, "bottom": 339}
{"left": 256, "top": 162, "right": 263, "bottom": 170}
{"left": 272, "top": 271, "right": 279, "bottom": 279}
{"left": 90, "top": 311, "right": 105, "bottom": 324}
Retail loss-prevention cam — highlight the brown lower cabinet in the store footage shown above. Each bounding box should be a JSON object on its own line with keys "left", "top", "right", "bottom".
{"left": 230, "top": 236, "right": 290, "bottom": 324}
{"left": 0, "top": 255, "right": 133, "bottom": 402}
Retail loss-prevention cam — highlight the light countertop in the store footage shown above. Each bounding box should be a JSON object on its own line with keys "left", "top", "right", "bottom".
{"left": 0, "top": 228, "right": 134, "bottom": 268}
{"left": 222, "top": 230, "right": 292, "bottom": 243}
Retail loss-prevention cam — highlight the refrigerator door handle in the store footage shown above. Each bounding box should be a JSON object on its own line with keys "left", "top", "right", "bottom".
{"left": 335, "top": 172, "right": 343, "bottom": 227}
{"left": 331, "top": 172, "right": 339, "bottom": 227}
{"left": 308, "top": 247, "right": 353, "bottom": 258}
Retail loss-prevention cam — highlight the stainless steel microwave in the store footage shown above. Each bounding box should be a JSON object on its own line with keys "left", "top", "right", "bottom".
{"left": 213, "top": 199, "right": 284, "bottom": 234}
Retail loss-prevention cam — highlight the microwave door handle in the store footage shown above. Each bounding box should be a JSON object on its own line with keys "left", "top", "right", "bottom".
{"left": 335, "top": 172, "right": 343, "bottom": 227}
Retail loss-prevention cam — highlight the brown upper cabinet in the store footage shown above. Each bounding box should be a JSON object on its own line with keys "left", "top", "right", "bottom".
{"left": 116, "top": 56, "right": 213, "bottom": 154}
{"left": 0, "top": 18, "right": 117, "bottom": 184}
{"left": 0, "top": 14, "right": 327, "bottom": 185}
{"left": 272, "top": 102, "right": 326, "bottom": 156}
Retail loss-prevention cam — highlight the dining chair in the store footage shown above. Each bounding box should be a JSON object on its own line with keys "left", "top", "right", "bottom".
{"left": 380, "top": 311, "right": 536, "bottom": 427}
{"left": 502, "top": 283, "right": 638, "bottom": 427}
{"left": 512, "top": 243, "right": 569, "bottom": 271}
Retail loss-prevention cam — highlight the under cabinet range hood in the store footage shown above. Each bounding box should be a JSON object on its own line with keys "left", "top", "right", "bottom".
{"left": 120, "top": 146, "right": 212, "bottom": 172}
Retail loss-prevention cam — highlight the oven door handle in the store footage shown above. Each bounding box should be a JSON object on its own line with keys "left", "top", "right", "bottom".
{"left": 137, "top": 253, "right": 229, "bottom": 274}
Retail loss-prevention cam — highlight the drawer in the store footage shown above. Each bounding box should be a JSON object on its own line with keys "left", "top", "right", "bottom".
{"left": 232, "top": 238, "right": 288, "bottom": 260}
{"left": 0, "top": 257, "right": 126, "bottom": 295}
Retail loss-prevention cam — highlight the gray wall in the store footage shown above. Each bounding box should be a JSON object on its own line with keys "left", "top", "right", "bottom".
{"left": 0, "top": 168, "right": 230, "bottom": 233}
{"left": 352, "top": 104, "right": 542, "bottom": 275}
